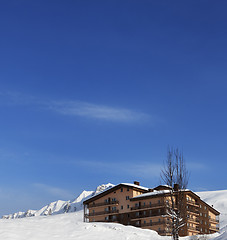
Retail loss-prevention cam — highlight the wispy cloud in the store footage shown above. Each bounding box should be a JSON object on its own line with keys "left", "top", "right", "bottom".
{"left": 0, "top": 91, "right": 152, "bottom": 124}
{"left": 48, "top": 101, "right": 151, "bottom": 123}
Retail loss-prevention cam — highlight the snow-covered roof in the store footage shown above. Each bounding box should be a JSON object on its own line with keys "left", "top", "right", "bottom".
{"left": 132, "top": 190, "right": 171, "bottom": 199}
{"left": 120, "top": 183, "right": 149, "bottom": 191}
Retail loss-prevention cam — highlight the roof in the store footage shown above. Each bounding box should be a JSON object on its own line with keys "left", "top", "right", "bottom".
{"left": 83, "top": 183, "right": 149, "bottom": 204}
{"left": 131, "top": 190, "right": 171, "bottom": 200}
{"left": 120, "top": 183, "right": 149, "bottom": 191}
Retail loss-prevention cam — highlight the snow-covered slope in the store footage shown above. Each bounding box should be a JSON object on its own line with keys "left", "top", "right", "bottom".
{"left": 0, "top": 210, "right": 170, "bottom": 240}
{"left": 2, "top": 183, "right": 114, "bottom": 219}
{"left": 0, "top": 188, "right": 227, "bottom": 240}
{"left": 197, "top": 190, "right": 227, "bottom": 229}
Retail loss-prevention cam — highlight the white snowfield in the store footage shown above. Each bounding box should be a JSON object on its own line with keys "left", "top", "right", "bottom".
{"left": 0, "top": 186, "right": 227, "bottom": 240}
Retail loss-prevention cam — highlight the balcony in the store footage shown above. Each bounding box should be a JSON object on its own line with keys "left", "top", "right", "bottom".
{"left": 188, "top": 226, "right": 200, "bottom": 232}
{"left": 187, "top": 209, "right": 200, "bottom": 215}
{"left": 87, "top": 209, "right": 119, "bottom": 217}
{"left": 88, "top": 200, "right": 119, "bottom": 208}
{"left": 131, "top": 210, "right": 166, "bottom": 221}
{"left": 210, "top": 226, "right": 219, "bottom": 231}
{"left": 141, "top": 220, "right": 166, "bottom": 227}
{"left": 187, "top": 200, "right": 199, "bottom": 207}
{"left": 209, "top": 218, "right": 219, "bottom": 224}
{"left": 131, "top": 202, "right": 165, "bottom": 211}
{"left": 188, "top": 216, "right": 200, "bottom": 224}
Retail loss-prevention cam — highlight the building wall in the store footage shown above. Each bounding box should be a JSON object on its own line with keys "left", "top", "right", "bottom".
{"left": 86, "top": 185, "right": 145, "bottom": 224}
{"left": 84, "top": 186, "right": 219, "bottom": 237}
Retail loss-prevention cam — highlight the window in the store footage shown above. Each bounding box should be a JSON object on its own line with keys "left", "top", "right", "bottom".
{"left": 127, "top": 205, "right": 130, "bottom": 209}
{"left": 127, "top": 187, "right": 129, "bottom": 191}
{"left": 158, "top": 200, "right": 161, "bottom": 204}
{"left": 144, "top": 220, "right": 146, "bottom": 224}
{"left": 135, "top": 203, "right": 138, "bottom": 207}
{"left": 112, "top": 206, "right": 116, "bottom": 211}
{"left": 143, "top": 211, "right": 146, "bottom": 215}
{"left": 121, "top": 206, "right": 123, "bottom": 210}
{"left": 105, "top": 216, "right": 109, "bottom": 220}
{"left": 126, "top": 196, "right": 130, "bottom": 200}
{"left": 105, "top": 207, "right": 109, "bottom": 212}
{"left": 150, "top": 220, "right": 152, "bottom": 225}
{"left": 144, "top": 202, "right": 146, "bottom": 206}
{"left": 149, "top": 201, "right": 152, "bottom": 206}
{"left": 121, "top": 188, "right": 123, "bottom": 192}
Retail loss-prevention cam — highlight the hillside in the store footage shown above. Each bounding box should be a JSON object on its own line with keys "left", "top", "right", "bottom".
{"left": 197, "top": 190, "right": 227, "bottom": 229}
{"left": 0, "top": 188, "right": 226, "bottom": 240}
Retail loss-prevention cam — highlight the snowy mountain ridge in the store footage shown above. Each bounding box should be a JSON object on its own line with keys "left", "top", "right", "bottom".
{"left": 2, "top": 183, "right": 114, "bottom": 219}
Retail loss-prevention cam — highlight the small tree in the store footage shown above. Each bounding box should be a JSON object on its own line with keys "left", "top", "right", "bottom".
{"left": 160, "top": 147, "right": 189, "bottom": 240}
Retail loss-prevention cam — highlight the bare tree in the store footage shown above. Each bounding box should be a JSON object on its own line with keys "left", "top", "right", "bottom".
{"left": 160, "top": 147, "right": 189, "bottom": 240}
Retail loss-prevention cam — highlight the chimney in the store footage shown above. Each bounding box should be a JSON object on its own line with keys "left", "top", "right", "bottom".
{"left": 174, "top": 184, "right": 179, "bottom": 192}
{"left": 134, "top": 181, "right": 140, "bottom": 186}
{"left": 148, "top": 188, "right": 153, "bottom": 192}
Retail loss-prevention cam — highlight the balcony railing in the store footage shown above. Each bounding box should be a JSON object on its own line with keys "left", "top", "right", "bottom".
{"left": 187, "top": 200, "right": 199, "bottom": 207}
{"left": 210, "top": 226, "right": 219, "bottom": 231}
{"left": 88, "top": 200, "right": 119, "bottom": 208}
{"left": 209, "top": 218, "right": 219, "bottom": 223}
{"left": 188, "top": 226, "right": 200, "bottom": 232}
{"left": 131, "top": 210, "right": 166, "bottom": 220}
{"left": 187, "top": 209, "right": 200, "bottom": 215}
{"left": 188, "top": 217, "right": 200, "bottom": 223}
{"left": 87, "top": 209, "right": 119, "bottom": 216}
{"left": 131, "top": 202, "right": 165, "bottom": 211}
{"left": 141, "top": 220, "right": 166, "bottom": 227}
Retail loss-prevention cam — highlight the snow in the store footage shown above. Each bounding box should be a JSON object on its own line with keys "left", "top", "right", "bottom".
{"left": 133, "top": 190, "right": 171, "bottom": 199}
{"left": 121, "top": 183, "right": 149, "bottom": 191}
{"left": 0, "top": 187, "right": 227, "bottom": 240}
{"left": 0, "top": 210, "right": 170, "bottom": 240}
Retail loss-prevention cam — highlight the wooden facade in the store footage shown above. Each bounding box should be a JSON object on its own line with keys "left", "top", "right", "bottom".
{"left": 83, "top": 182, "right": 220, "bottom": 236}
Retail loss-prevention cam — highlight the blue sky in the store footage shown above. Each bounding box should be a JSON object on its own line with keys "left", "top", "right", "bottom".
{"left": 0, "top": 0, "right": 227, "bottom": 216}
